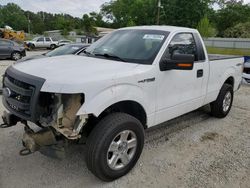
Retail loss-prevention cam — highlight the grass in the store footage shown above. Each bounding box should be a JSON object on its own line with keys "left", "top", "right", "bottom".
{"left": 206, "top": 47, "right": 250, "bottom": 56}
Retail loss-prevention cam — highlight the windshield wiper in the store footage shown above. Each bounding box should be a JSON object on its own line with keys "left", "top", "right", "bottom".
{"left": 83, "top": 50, "right": 93, "bottom": 56}
{"left": 94, "top": 53, "right": 127, "bottom": 62}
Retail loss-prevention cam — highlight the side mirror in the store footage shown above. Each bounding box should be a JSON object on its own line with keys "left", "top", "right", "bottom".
{"left": 160, "top": 54, "right": 195, "bottom": 71}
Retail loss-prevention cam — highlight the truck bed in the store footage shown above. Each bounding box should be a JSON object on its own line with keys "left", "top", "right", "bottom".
{"left": 208, "top": 54, "right": 242, "bottom": 61}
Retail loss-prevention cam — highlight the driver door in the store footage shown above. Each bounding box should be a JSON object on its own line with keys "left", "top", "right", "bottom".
{"left": 36, "top": 37, "right": 45, "bottom": 47}
{"left": 155, "top": 32, "right": 205, "bottom": 125}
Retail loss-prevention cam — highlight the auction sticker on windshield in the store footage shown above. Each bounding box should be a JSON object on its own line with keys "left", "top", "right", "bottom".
{"left": 143, "top": 34, "right": 165, "bottom": 40}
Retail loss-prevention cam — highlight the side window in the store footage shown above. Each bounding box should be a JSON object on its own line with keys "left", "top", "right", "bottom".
{"left": 165, "top": 33, "right": 198, "bottom": 61}
{"left": 37, "top": 38, "right": 44, "bottom": 42}
{"left": 45, "top": 38, "right": 51, "bottom": 42}
{"left": 0, "top": 41, "right": 11, "bottom": 46}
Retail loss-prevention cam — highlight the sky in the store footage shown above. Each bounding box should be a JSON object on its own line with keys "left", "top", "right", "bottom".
{"left": 0, "top": 0, "right": 109, "bottom": 17}
{"left": 1, "top": 0, "right": 250, "bottom": 18}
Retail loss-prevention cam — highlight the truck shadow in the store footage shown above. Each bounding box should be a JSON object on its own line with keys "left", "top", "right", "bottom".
{"left": 144, "top": 105, "right": 211, "bottom": 145}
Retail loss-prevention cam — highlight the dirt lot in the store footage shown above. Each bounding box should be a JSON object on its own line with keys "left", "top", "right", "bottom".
{"left": 0, "top": 52, "right": 249, "bottom": 188}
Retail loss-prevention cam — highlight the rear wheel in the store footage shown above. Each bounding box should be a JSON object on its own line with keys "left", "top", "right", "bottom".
{"left": 210, "top": 84, "right": 234, "bottom": 118}
{"left": 11, "top": 52, "right": 21, "bottom": 60}
{"left": 86, "top": 113, "right": 144, "bottom": 181}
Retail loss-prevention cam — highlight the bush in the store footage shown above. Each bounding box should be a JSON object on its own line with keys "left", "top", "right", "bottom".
{"left": 224, "top": 22, "right": 250, "bottom": 38}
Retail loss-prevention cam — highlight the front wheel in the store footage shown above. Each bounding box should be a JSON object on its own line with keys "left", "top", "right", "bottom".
{"left": 210, "top": 84, "right": 234, "bottom": 118}
{"left": 50, "top": 44, "right": 56, "bottom": 49}
{"left": 86, "top": 113, "right": 145, "bottom": 181}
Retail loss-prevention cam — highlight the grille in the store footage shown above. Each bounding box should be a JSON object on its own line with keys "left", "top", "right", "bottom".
{"left": 244, "top": 67, "right": 250, "bottom": 74}
{"left": 2, "top": 67, "right": 45, "bottom": 122}
{"left": 3, "top": 74, "right": 34, "bottom": 117}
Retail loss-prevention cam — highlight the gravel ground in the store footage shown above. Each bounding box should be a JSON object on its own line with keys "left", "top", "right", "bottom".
{"left": 0, "top": 53, "right": 249, "bottom": 188}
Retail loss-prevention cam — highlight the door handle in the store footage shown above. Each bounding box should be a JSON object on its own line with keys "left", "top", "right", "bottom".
{"left": 197, "top": 69, "right": 203, "bottom": 78}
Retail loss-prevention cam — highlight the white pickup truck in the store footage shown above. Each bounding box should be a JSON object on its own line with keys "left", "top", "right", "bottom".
{"left": 1, "top": 26, "right": 243, "bottom": 181}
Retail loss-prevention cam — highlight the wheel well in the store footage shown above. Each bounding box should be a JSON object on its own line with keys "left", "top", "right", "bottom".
{"left": 81, "top": 101, "right": 147, "bottom": 137}
{"left": 224, "top": 77, "right": 234, "bottom": 88}
{"left": 99, "top": 101, "right": 147, "bottom": 129}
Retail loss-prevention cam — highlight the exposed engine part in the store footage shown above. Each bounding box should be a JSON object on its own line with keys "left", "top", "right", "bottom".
{"left": 53, "top": 114, "right": 88, "bottom": 139}
{"left": 38, "top": 93, "right": 88, "bottom": 140}
{"left": 21, "top": 127, "right": 67, "bottom": 159}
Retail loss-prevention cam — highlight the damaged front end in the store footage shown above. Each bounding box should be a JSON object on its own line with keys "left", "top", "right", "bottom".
{"left": 38, "top": 93, "right": 87, "bottom": 140}
{"left": 1, "top": 67, "right": 88, "bottom": 158}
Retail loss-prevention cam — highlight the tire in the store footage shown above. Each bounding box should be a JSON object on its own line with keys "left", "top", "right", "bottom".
{"left": 11, "top": 52, "right": 22, "bottom": 60}
{"left": 210, "top": 84, "right": 234, "bottom": 118}
{"left": 29, "top": 44, "right": 35, "bottom": 50}
{"left": 86, "top": 113, "right": 145, "bottom": 181}
{"left": 50, "top": 44, "right": 56, "bottom": 50}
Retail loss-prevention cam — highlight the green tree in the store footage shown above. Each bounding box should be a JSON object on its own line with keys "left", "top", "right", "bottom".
{"left": 215, "top": 0, "right": 244, "bottom": 8}
{"left": 215, "top": 2, "right": 250, "bottom": 36}
{"left": 24, "top": 11, "right": 45, "bottom": 34}
{"left": 82, "top": 14, "right": 97, "bottom": 34}
{"left": 0, "top": 3, "right": 28, "bottom": 31}
{"left": 160, "top": 0, "right": 213, "bottom": 28}
{"left": 197, "top": 16, "right": 216, "bottom": 37}
{"left": 0, "top": 5, "right": 4, "bottom": 27}
{"left": 101, "top": 0, "right": 156, "bottom": 28}
{"left": 89, "top": 12, "right": 108, "bottom": 27}
{"left": 224, "top": 22, "right": 250, "bottom": 38}
{"left": 101, "top": 0, "right": 214, "bottom": 28}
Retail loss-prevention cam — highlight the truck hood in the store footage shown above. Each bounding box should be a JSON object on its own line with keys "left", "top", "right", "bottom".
{"left": 12, "top": 55, "right": 139, "bottom": 93}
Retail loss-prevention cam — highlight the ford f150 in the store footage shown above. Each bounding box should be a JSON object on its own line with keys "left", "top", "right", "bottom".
{"left": 1, "top": 26, "right": 244, "bottom": 181}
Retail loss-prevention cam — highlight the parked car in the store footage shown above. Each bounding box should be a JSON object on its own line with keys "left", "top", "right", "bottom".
{"left": 1, "top": 26, "right": 244, "bottom": 181}
{"left": 243, "top": 57, "right": 250, "bottom": 83}
{"left": 0, "top": 38, "right": 26, "bottom": 60}
{"left": 58, "top": 39, "right": 72, "bottom": 46}
{"left": 18, "top": 43, "right": 90, "bottom": 62}
{"left": 26, "top": 37, "right": 58, "bottom": 50}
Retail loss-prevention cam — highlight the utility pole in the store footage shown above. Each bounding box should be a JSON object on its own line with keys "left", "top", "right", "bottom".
{"left": 157, "top": 0, "right": 161, "bottom": 25}
{"left": 43, "top": 12, "right": 45, "bottom": 21}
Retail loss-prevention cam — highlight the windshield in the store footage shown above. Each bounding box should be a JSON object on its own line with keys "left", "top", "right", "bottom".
{"left": 32, "top": 37, "right": 39, "bottom": 41}
{"left": 46, "top": 45, "right": 83, "bottom": 57}
{"left": 85, "top": 29, "right": 169, "bottom": 64}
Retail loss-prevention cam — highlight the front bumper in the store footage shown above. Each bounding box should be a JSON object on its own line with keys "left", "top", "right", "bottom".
{"left": 21, "top": 50, "right": 26, "bottom": 57}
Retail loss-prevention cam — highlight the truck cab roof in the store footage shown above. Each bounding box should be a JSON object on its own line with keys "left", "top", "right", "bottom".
{"left": 119, "top": 25, "right": 198, "bottom": 33}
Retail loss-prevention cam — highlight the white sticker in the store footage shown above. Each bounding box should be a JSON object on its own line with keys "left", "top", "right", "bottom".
{"left": 143, "top": 34, "right": 165, "bottom": 40}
